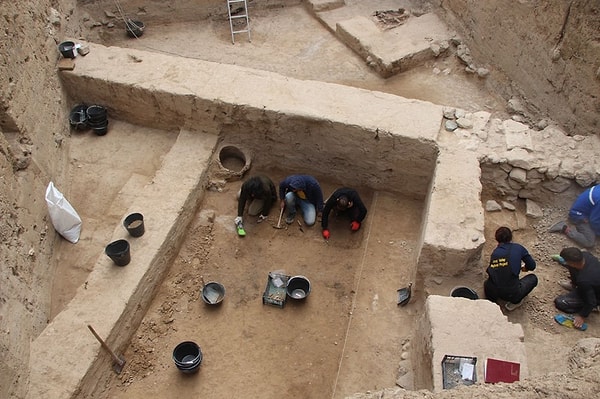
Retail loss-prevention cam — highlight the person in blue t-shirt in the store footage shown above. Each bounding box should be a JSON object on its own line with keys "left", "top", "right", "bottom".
{"left": 549, "top": 184, "right": 600, "bottom": 248}
{"left": 484, "top": 226, "right": 538, "bottom": 311}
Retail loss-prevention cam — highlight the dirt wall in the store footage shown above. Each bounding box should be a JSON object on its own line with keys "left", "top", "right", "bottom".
{"left": 440, "top": 0, "right": 600, "bottom": 137}
{"left": 78, "top": 0, "right": 302, "bottom": 45}
{"left": 0, "top": 1, "right": 85, "bottom": 398}
{"left": 77, "top": 0, "right": 301, "bottom": 24}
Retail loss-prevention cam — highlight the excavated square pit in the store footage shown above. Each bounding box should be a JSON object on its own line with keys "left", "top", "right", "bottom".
{"left": 46, "top": 5, "right": 514, "bottom": 398}
{"left": 24, "top": 3, "right": 600, "bottom": 399}
{"left": 50, "top": 37, "right": 484, "bottom": 399}
{"left": 100, "top": 134, "right": 436, "bottom": 398}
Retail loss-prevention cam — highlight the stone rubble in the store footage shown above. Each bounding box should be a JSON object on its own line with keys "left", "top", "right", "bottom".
{"left": 442, "top": 106, "right": 600, "bottom": 205}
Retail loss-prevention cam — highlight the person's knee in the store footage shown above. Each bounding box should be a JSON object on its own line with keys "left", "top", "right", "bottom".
{"left": 530, "top": 274, "right": 539, "bottom": 286}
{"left": 284, "top": 192, "right": 295, "bottom": 206}
{"left": 304, "top": 212, "right": 316, "bottom": 226}
{"left": 483, "top": 280, "right": 497, "bottom": 302}
{"left": 582, "top": 239, "right": 596, "bottom": 249}
{"left": 554, "top": 296, "right": 570, "bottom": 312}
{"left": 573, "top": 237, "right": 595, "bottom": 248}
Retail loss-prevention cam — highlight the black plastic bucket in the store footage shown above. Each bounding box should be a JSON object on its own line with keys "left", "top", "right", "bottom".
{"left": 286, "top": 275, "right": 311, "bottom": 300}
{"left": 105, "top": 239, "right": 131, "bottom": 266}
{"left": 450, "top": 286, "right": 479, "bottom": 300}
{"left": 86, "top": 105, "right": 107, "bottom": 121}
{"left": 86, "top": 105, "right": 109, "bottom": 135}
{"left": 173, "top": 341, "right": 202, "bottom": 374}
{"left": 92, "top": 123, "right": 109, "bottom": 136}
{"left": 69, "top": 104, "right": 88, "bottom": 131}
{"left": 58, "top": 41, "right": 76, "bottom": 58}
{"left": 124, "top": 213, "right": 145, "bottom": 237}
{"left": 126, "top": 20, "right": 145, "bottom": 38}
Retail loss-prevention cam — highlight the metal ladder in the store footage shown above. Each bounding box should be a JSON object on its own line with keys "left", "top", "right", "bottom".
{"left": 227, "top": 0, "right": 251, "bottom": 44}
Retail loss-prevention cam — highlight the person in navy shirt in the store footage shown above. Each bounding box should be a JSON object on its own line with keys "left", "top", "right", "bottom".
{"left": 484, "top": 226, "right": 538, "bottom": 311}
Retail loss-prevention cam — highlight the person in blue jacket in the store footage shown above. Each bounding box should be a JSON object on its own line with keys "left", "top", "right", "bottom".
{"left": 279, "top": 175, "right": 323, "bottom": 226}
{"left": 484, "top": 226, "right": 538, "bottom": 311}
{"left": 549, "top": 184, "right": 600, "bottom": 248}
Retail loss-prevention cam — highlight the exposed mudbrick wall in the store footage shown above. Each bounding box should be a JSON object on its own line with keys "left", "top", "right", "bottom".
{"left": 440, "top": 0, "right": 600, "bottom": 137}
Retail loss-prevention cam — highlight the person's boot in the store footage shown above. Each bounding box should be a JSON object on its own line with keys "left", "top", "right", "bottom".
{"left": 505, "top": 299, "right": 524, "bottom": 311}
{"left": 548, "top": 221, "right": 567, "bottom": 233}
{"left": 285, "top": 212, "right": 296, "bottom": 224}
{"left": 558, "top": 280, "right": 574, "bottom": 290}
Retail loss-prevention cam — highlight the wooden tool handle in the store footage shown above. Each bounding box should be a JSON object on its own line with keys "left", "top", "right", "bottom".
{"left": 87, "top": 324, "right": 124, "bottom": 366}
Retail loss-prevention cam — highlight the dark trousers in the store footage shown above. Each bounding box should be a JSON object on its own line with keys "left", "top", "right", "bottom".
{"left": 484, "top": 274, "right": 538, "bottom": 303}
{"left": 555, "top": 291, "right": 584, "bottom": 314}
{"left": 554, "top": 290, "right": 600, "bottom": 314}
{"left": 566, "top": 218, "right": 597, "bottom": 249}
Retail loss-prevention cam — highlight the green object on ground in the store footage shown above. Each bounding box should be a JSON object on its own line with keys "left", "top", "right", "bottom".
{"left": 236, "top": 225, "right": 246, "bottom": 236}
{"left": 554, "top": 314, "right": 587, "bottom": 331}
{"left": 550, "top": 254, "right": 566, "bottom": 265}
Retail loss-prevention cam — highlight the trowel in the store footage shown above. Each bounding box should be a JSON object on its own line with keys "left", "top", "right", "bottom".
{"left": 397, "top": 282, "right": 412, "bottom": 306}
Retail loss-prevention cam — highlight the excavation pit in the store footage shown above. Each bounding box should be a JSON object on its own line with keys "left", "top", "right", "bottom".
{"left": 36, "top": 39, "right": 526, "bottom": 399}
{"left": 27, "top": 4, "right": 599, "bottom": 399}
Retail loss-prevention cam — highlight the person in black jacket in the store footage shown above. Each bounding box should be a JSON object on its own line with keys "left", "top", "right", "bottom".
{"left": 554, "top": 247, "right": 600, "bottom": 329}
{"left": 484, "top": 226, "right": 538, "bottom": 311}
{"left": 321, "top": 188, "right": 367, "bottom": 240}
{"left": 234, "top": 175, "right": 277, "bottom": 230}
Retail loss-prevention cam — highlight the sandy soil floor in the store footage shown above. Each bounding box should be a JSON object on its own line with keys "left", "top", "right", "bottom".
{"left": 54, "top": 4, "right": 599, "bottom": 398}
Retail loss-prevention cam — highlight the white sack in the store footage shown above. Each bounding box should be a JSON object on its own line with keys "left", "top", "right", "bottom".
{"left": 45, "top": 181, "right": 82, "bottom": 243}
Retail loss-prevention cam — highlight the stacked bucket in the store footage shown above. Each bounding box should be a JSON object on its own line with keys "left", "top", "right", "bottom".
{"left": 68, "top": 104, "right": 109, "bottom": 135}
{"left": 86, "top": 105, "right": 109, "bottom": 135}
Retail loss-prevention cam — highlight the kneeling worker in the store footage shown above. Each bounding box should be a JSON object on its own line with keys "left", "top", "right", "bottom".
{"left": 321, "top": 187, "right": 367, "bottom": 240}
{"left": 484, "top": 226, "right": 538, "bottom": 311}
{"left": 554, "top": 247, "right": 600, "bottom": 329}
{"left": 234, "top": 175, "right": 277, "bottom": 235}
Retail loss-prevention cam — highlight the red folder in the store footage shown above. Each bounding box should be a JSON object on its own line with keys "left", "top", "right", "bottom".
{"left": 485, "top": 358, "right": 520, "bottom": 383}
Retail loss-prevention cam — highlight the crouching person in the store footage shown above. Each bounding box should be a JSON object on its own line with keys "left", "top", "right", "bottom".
{"left": 554, "top": 247, "right": 600, "bottom": 329}
{"left": 484, "top": 227, "right": 538, "bottom": 311}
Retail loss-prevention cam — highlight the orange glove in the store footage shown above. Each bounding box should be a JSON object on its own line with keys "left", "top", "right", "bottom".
{"left": 350, "top": 221, "right": 360, "bottom": 231}
{"left": 322, "top": 229, "right": 330, "bottom": 240}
